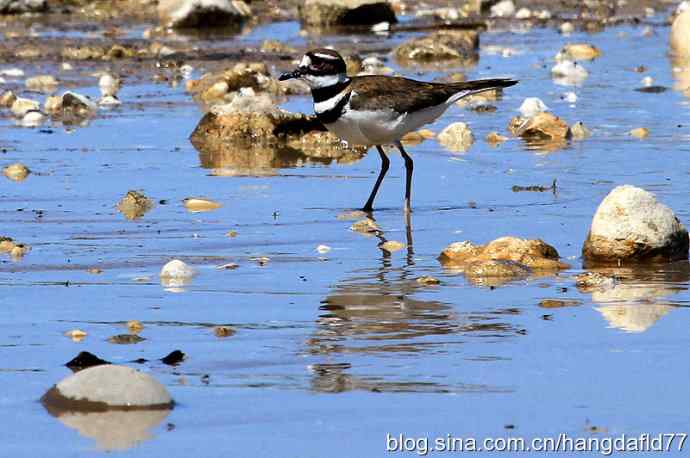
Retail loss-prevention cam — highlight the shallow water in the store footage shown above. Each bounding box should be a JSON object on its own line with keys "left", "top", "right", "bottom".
{"left": 2, "top": 12, "right": 690, "bottom": 457}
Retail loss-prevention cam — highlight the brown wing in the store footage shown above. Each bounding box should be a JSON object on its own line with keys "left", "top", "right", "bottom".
{"left": 349, "top": 76, "right": 517, "bottom": 114}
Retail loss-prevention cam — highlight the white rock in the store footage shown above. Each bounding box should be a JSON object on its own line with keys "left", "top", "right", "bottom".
{"left": 641, "top": 76, "right": 653, "bottom": 87}
{"left": 316, "top": 244, "right": 331, "bottom": 254}
{"left": 536, "top": 9, "right": 551, "bottom": 19}
{"left": 99, "top": 95, "right": 122, "bottom": 106}
{"left": 62, "top": 91, "right": 98, "bottom": 112}
{"left": 551, "top": 60, "right": 588, "bottom": 85}
{"left": 0, "top": 68, "right": 24, "bottom": 78}
{"left": 518, "top": 97, "right": 549, "bottom": 117}
{"left": 437, "top": 122, "right": 475, "bottom": 152}
{"left": 561, "top": 91, "right": 577, "bottom": 103}
{"left": 98, "top": 73, "right": 120, "bottom": 97}
{"left": 179, "top": 64, "right": 194, "bottom": 78}
{"left": 61, "top": 62, "right": 74, "bottom": 71}
{"left": 678, "top": 1, "right": 689, "bottom": 14}
{"left": 160, "top": 259, "right": 196, "bottom": 279}
{"left": 583, "top": 185, "right": 689, "bottom": 263}
{"left": 490, "top": 0, "right": 515, "bottom": 17}
{"left": 42, "top": 365, "right": 172, "bottom": 408}
{"left": 25, "top": 75, "right": 58, "bottom": 92}
{"left": 371, "top": 21, "right": 390, "bottom": 32}
{"left": 20, "top": 110, "right": 46, "bottom": 127}
{"left": 515, "top": 7, "right": 531, "bottom": 19}
{"left": 10, "top": 97, "right": 40, "bottom": 117}
{"left": 560, "top": 22, "right": 575, "bottom": 34}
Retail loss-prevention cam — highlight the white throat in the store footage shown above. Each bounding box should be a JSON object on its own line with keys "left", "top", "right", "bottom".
{"left": 302, "top": 72, "right": 348, "bottom": 89}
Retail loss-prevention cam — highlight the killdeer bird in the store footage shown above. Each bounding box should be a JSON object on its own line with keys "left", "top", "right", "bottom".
{"left": 279, "top": 49, "right": 517, "bottom": 212}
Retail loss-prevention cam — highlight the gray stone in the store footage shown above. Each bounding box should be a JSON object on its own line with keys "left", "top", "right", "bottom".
{"left": 583, "top": 185, "right": 689, "bottom": 265}
{"left": 158, "top": 0, "right": 251, "bottom": 28}
{"left": 41, "top": 365, "right": 173, "bottom": 409}
{"left": 0, "top": 0, "right": 46, "bottom": 14}
{"left": 299, "top": 0, "right": 397, "bottom": 27}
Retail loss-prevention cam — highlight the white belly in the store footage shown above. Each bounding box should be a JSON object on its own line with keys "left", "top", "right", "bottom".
{"left": 323, "top": 103, "right": 451, "bottom": 146}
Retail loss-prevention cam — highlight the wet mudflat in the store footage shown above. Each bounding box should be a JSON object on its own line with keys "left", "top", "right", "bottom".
{"left": 2, "top": 3, "right": 690, "bottom": 457}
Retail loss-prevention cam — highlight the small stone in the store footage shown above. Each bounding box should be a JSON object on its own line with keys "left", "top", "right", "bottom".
{"left": 515, "top": 7, "right": 531, "bottom": 19}
{"left": 0, "top": 90, "right": 17, "bottom": 108}
{"left": 539, "top": 299, "right": 582, "bottom": 308}
{"left": 561, "top": 91, "right": 577, "bottom": 103}
{"left": 183, "top": 197, "right": 221, "bottom": 212}
{"left": 10, "top": 244, "right": 31, "bottom": 259}
{"left": 629, "top": 127, "right": 649, "bottom": 139}
{"left": 213, "top": 326, "right": 235, "bottom": 338}
{"left": 316, "top": 244, "right": 332, "bottom": 253}
{"left": 99, "top": 95, "right": 121, "bottom": 106}
{"left": 570, "top": 121, "right": 591, "bottom": 140}
{"left": 437, "top": 122, "right": 474, "bottom": 152}
{"left": 490, "top": 0, "right": 515, "bottom": 17}
{"left": 508, "top": 112, "right": 570, "bottom": 141}
{"left": 98, "top": 73, "right": 120, "bottom": 97}
{"left": 298, "top": 0, "right": 397, "bottom": 27}
{"left": 21, "top": 110, "right": 46, "bottom": 127}
{"left": 25, "top": 75, "right": 59, "bottom": 93}
{"left": 107, "top": 334, "right": 146, "bottom": 344}
{"left": 253, "top": 256, "right": 270, "bottom": 266}
{"left": 11, "top": 97, "right": 40, "bottom": 117}
{"left": 641, "top": 76, "right": 654, "bottom": 87}
{"left": 486, "top": 131, "right": 508, "bottom": 145}
{"left": 117, "top": 190, "right": 153, "bottom": 220}
{"left": 0, "top": 237, "right": 14, "bottom": 252}
{"left": 380, "top": 240, "right": 405, "bottom": 252}
{"left": 518, "top": 97, "right": 549, "bottom": 118}
{"left": 416, "top": 275, "right": 441, "bottom": 285}
{"left": 41, "top": 365, "right": 173, "bottom": 409}
{"left": 3, "top": 162, "right": 30, "bottom": 181}
{"left": 87, "top": 268, "right": 102, "bottom": 274}
{"left": 161, "top": 350, "right": 185, "bottom": 365}
{"left": 226, "top": 230, "right": 238, "bottom": 238}
{"left": 160, "top": 259, "right": 196, "bottom": 279}
{"left": 560, "top": 22, "right": 575, "bottom": 34}
{"left": 260, "top": 40, "right": 296, "bottom": 54}
{"left": 350, "top": 218, "right": 380, "bottom": 233}
{"left": 556, "top": 43, "right": 601, "bottom": 61}
{"left": 551, "top": 60, "right": 588, "bottom": 85}
{"left": 64, "top": 329, "right": 88, "bottom": 342}
{"left": 44, "top": 95, "right": 62, "bottom": 113}
{"left": 127, "top": 320, "right": 144, "bottom": 333}
{"left": 575, "top": 272, "right": 615, "bottom": 291}
{"left": 371, "top": 21, "right": 390, "bottom": 32}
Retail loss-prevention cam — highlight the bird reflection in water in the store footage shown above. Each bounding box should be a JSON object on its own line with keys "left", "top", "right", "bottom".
{"left": 307, "top": 212, "right": 518, "bottom": 394}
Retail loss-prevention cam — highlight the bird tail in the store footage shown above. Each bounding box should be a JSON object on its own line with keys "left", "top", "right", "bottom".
{"left": 447, "top": 78, "right": 518, "bottom": 103}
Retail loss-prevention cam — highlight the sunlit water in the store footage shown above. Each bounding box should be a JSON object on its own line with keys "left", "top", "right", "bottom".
{"left": 1, "top": 14, "right": 690, "bottom": 457}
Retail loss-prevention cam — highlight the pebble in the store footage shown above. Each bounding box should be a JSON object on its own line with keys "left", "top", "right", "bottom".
{"left": 183, "top": 197, "right": 221, "bottom": 212}
{"left": 316, "top": 244, "right": 331, "bottom": 254}
{"left": 551, "top": 60, "right": 589, "bottom": 85}
{"left": 11, "top": 97, "right": 40, "bottom": 117}
{"left": 515, "top": 7, "right": 531, "bottom": 19}
{"left": 629, "top": 127, "right": 649, "bottom": 139}
{"left": 99, "top": 95, "right": 121, "bottom": 106}
{"left": 216, "top": 262, "right": 239, "bottom": 270}
{"left": 0, "top": 68, "right": 24, "bottom": 78}
{"left": 3, "top": 162, "right": 30, "bottom": 181}
{"left": 20, "top": 110, "right": 46, "bottom": 127}
{"left": 0, "top": 90, "right": 17, "bottom": 107}
{"left": 351, "top": 219, "right": 380, "bottom": 234}
{"left": 560, "top": 22, "right": 575, "bottom": 34}
{"left": 486, "top": 131, "right": 508, "bottom": 145}
{"left": 570, "top": 121, "right": 591, "bottom": 140}
{"left": 416, "top": 275, "right": 441, "bottom": 285}
{"left": 556, "top": 43, "right": 601, "bottom": 61}
{"left": 64, "top": 329, "right": 88, "bottom": 342}
{"left": 561, "top": 91, "right": 577, "bottom": 103}
{"left": 25, "top": 75, "right": 59, "bottom": 93}
{"left": 380, "top": 240, "right": 406, "bottom": 252}
{"left": 214, "top": 326, "right": 235, "bottom": 338}
{"left": 10, "top": 244, "right": 31, "bottom": 259}
{"left": 490, "top": 0, "right": 515, "bottom": 17}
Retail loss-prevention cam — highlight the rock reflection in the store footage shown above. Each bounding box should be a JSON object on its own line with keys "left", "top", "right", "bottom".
{"left": 577, "top": 262, "right": 690, "bottom": 332}
{"left": 43, "top": 407, "right": 171, "bottom": 451}
{"left": 194, "top": 141, "right": 367, "bottom": 176}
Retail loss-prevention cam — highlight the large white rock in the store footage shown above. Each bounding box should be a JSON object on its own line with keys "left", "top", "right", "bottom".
{"left": 437, "top": 122, "right": 475, "bottom": 152}
{"left": 490, "top": 0, "right": 515, "bottom": 17}
{"left": 671, "top": 9, "right": 690, "bottom": 59}
{"left": 160, "top": 259, "right": 196, "bottom": 279}
{"left": 518, "top": 97, "right": 549, "bottom": 118}
{"left": 158, "top": 0, "right": 251, "bottom": 28}
{"left": 583, "top": 185, "right": 689, "bottom": 264}
{"left": 42, "top": 365, "right": 173, "bottom": 408}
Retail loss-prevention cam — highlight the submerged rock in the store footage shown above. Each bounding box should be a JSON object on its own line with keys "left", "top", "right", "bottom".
{"left": 518, "top": 97, "right": 549, "bottom": 118}
{"left": 582, "top": 185, "right": 689, "bottom": 265}
{"left": 183, "top": 197, "right": 221, "bottom": 212}
{"left": 439, "top": 237, "right": 568, "bottom": 286}
{"left": 351, "top": 218, "right": 380, "bottom": 234}
{"left": 158, "top": 0, "right": 251, "bottom": 28}
{"left": 394, "top": 30, "right": 478, "bottom": 67}
{"left": 299, "top": 0, "right": 397, "bottom": 27}
{"left": 629, "top": 127, "right": 649, "bottom": 139}
{"left": 41, "top": 365, "right": 173, "bottom": 409}
{"left": 437, "top": 122, "right": 474, "bottom": 152}
{"left": 570, "top": 121, "right": 591, "bottom": 140}
{"left": 0, "top": 90, "right": 17, "bottom": 108}
{"left": 117, "top": 191, "right": 153, "bottom": 220}
{"left": 490, "top": 0, "right": 515, "bottom": 17}
{"left": 98, "top": 73, "right": 121, "bottom": 97}
{"left": 508, "top": 112, "right": 570, "bottom": 142}
{"left": 10, "top": 97, "right": 40, "bottom": 117}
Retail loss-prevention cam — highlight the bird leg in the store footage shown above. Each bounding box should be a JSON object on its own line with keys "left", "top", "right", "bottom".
{"left": 397, "top": 142, "right": 414, "bottom": 213}
{"left": 362, "top": 145, "right": 389, "bottom": 212}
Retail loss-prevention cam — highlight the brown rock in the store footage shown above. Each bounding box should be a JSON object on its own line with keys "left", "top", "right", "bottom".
{"left": 508, "top": 112, "right": 570, "bottom": 141}
{"left": 394, "top": 30, "right": 479, "bottom": 67}
{"left": 299, "top": 0, "right": 397, "bottom": 27}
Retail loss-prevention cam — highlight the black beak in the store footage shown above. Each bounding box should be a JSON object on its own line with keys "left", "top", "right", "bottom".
{"left": 279, "top": 68, "right": 303, "bottom": 81}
